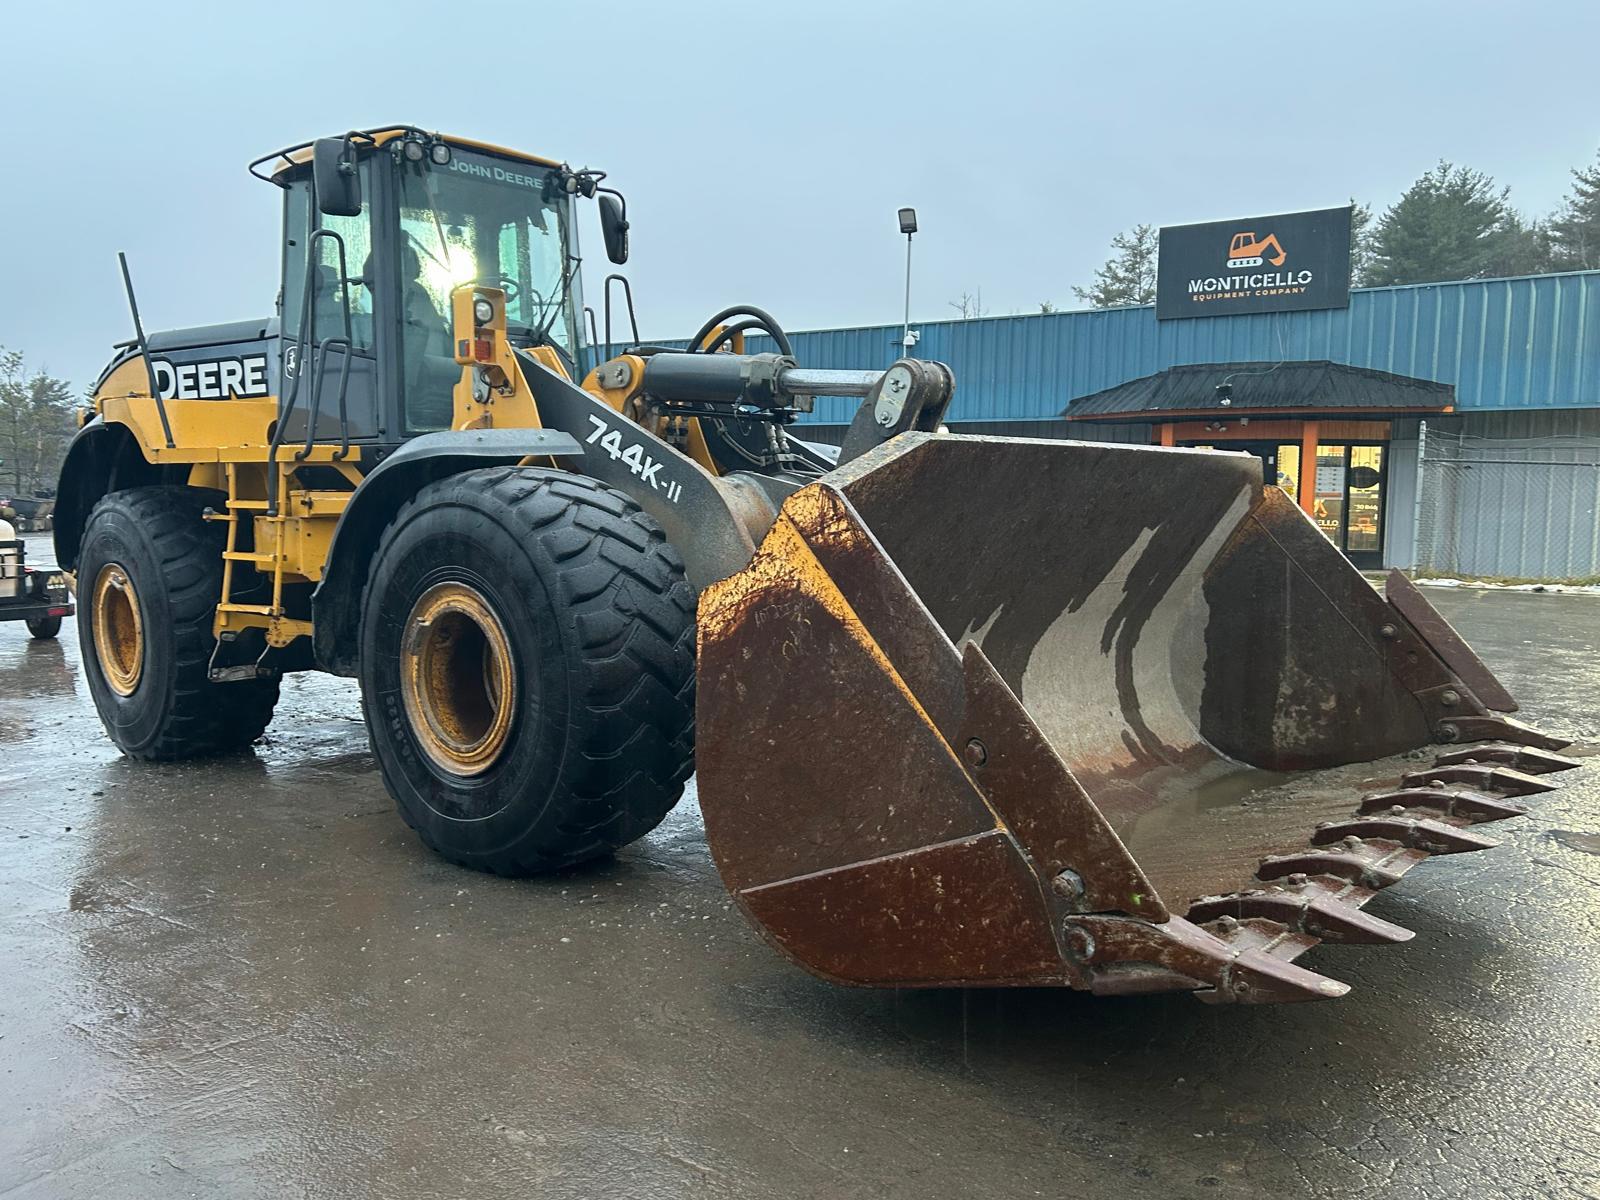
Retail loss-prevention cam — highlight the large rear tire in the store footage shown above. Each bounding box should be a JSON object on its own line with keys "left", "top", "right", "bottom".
{"left": 359, "top": 467, "right": 696, "bottom": 875}
{"left": 77, "top": 486, "right": 280, "bottom": 759}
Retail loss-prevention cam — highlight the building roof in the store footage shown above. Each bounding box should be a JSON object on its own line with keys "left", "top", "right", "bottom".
{"left": 1063, "top": 360, "right": 1456, "bottom": 421}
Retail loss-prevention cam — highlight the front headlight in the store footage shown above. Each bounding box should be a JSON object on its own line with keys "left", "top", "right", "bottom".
{"left": 473, "top": 298, "right": 495, "bottom": 325}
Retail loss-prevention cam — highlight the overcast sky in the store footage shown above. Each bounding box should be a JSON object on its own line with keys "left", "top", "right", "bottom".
{"left": 3, "top": 0, "right": 1598, "bottom": 391}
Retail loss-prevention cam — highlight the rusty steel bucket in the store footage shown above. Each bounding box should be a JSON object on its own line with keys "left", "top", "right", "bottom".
{"left": 695, "top": 433, "right": 1580, "bottom": 1003}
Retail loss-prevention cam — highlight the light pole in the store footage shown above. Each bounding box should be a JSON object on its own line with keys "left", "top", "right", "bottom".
{"left": 898, "top": 207, "right": 918, "bottom": 357}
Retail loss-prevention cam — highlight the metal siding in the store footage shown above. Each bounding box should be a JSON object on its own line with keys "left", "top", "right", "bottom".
{"left": 1383, "top": 420, "right": 1420, "bottom": 569}
{"left": 648, "top": 271, "right": 1600, "bottom": 425}
{"left": 1413, "top": 413, "right": 1600, "bottom": 579}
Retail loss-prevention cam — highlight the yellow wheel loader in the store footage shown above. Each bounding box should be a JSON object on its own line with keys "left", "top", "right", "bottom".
{"left": 57, "top": 126, "right": 1582, "bottom": 1004}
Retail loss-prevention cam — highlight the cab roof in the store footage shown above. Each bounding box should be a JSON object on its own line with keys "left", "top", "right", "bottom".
{"left": 249, "top": 126, "right": 562, "bottom": 185}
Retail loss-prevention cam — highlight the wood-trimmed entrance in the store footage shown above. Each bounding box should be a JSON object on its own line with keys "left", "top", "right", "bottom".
{"left": 1167, "top": 418, "right": 1391, "bottom": 570}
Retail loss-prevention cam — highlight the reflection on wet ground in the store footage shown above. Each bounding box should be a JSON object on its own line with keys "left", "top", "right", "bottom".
{"left": 2, "top": 556, "right": 1597, "bottom": 1199}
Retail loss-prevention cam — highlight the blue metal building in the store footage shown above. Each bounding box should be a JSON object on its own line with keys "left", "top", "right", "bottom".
{"left": 729, "top": 270, "right": 1600, "bottom": 578}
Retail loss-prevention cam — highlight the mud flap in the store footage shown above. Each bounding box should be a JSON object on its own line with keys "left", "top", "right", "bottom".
{"left": 695, "top": 434, "right": 1582, "bottom": 1002}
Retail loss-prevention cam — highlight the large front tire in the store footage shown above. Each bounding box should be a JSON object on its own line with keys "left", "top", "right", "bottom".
{"left": 77, "top": 487, "right": 280, "bottom": 759}
{"left": 359, "top": 467, "right": 696, "bottom": 875}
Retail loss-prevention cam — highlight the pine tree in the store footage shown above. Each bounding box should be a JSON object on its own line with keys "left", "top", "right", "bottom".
{"left": 0, "top": 349, "right": 77, "bottom": 496}
{"left": 1366, "top": 162, "right": 1536, "bottom": 286}
{"left": 1550, "top": 148, "right": 1600, "bottom": 270}
{"left": 1073, "top": 224, "right": 1158, "bottom": 308}
{"left": 1349, "top": 200, "right": 1377, "bottom": 287}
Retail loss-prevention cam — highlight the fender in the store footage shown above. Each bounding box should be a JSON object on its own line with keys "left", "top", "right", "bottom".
{"left": 311, "top": 427, "right": 584, "bottom": 675}
{"left": 52, "top": 416, "right": 174, "bottom": 572}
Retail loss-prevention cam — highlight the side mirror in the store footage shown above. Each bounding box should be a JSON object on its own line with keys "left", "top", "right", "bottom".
{"left": 598, "top": 193, "right": 629, "bottom": 265}
{"left": 312, "top": 137, "right": 362, "bottom": 217}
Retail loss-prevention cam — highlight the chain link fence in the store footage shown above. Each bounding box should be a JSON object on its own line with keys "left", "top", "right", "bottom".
{"left": 1413, "top": 424, "right": 1600, "bottom": 580}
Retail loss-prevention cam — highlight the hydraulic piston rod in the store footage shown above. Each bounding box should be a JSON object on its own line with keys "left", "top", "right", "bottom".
{"left": 775, "top": 368, "right": 882, "bottom": 397}
{"left": 638, "top": 352, "right": 883, "bottom": 409}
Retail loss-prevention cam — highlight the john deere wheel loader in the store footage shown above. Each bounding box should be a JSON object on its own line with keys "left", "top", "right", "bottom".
{"left": 57, "top": 126, "right": 1583, "bottom": 1004}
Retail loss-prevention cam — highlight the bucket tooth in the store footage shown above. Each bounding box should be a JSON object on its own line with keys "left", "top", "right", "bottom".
{"left": 1312, "top": 816, "right": 1500, "bottom": 855}
{"left": 1201, "top": 915, "right": 1320, "bottom": 964}
{"left": 1186, "top": 886, "right": 1414, "bottom": 945}
{"left": 1440, "top": 715, "right": 1571, "bottom": 751}
{"left": 1399, "top": 764, "right": 1556, "bottom": 797}
{"left": 1430, "top": 744, "right": 1582, "bottom": 775}
{"left": 1356, "top": 787, "right": 1529, "bottom": 824}
{"left": 1070, "top": 914, "right": 1350, "bottom": 1004}
{"left": 1257, "top": 842, "right": 1427, "bottom": 890}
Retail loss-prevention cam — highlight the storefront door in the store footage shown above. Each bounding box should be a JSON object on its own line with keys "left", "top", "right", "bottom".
{"left": 1308, "top": 443, "right": 1387, "bottom": 569}
{"left": 1180, "top": 440, "right": 1387, "bottom": 569}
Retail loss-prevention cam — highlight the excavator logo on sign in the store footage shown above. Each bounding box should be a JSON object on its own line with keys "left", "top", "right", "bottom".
{"left": 1184, "top": 231, "right": 1313, "bottom": 304}
{"left": 1226, "top": 231, "right": 1287, "bottom": 269}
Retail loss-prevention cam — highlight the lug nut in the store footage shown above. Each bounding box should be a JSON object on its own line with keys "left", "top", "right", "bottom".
{"left": 1378, "top": 624, "right": 1398, "bottom": 640}
{"left": 1440, "top": 689, "right": 1460, "bottom": 707}
{"left": 964, "top": 738, "right": 988, "bottom": 768}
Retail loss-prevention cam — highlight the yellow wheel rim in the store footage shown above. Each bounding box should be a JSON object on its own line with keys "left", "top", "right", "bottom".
{"left": 92, "top": 563, "right": 144, "bottom": 697}
{"left": 400, "top": 582, "right": 518, "bottom": 777}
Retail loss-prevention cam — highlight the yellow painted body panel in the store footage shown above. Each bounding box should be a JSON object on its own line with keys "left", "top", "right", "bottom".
{"left": 578, "top": 354, "right": 723, "bottom": 478}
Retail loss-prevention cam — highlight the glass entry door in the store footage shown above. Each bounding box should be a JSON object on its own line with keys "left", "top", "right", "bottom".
{"left": 1307, "top": 443, "right": 1386, "bottom": 569}
{"left": 1344, "top": 446, "right": 1385, "bottom": 564}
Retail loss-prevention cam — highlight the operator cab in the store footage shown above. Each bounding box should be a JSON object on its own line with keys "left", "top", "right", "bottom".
{"left": 254, "top": 127, "right": 625, "bottom": 447}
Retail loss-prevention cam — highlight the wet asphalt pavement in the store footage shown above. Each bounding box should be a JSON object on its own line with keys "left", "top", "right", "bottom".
{"left": 3, "top": 531, "right": 1598, "bottom": 1200}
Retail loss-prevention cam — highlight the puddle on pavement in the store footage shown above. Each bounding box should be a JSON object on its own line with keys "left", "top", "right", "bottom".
{"left": 1549, "top": 829, "right": 1600, "bottom": 855}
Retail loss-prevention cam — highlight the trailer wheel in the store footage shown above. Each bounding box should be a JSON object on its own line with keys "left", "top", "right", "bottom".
{"left": 359, "top": 467, "right": 696, "bottom": 875}
{"left": 26, "top": 615, "right": 62, "bottom": 639}
{"left": 77, "top": 487, "right": 280, "bottom": 759}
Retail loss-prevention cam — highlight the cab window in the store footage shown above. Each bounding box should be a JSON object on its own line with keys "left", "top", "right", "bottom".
{"left": 395, "top": 149, "right": 575, "bottom": 432}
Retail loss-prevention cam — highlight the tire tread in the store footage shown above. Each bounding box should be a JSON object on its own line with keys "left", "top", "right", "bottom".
{"left": 80, "top": 486, "right": 279, "bottom": 761}
{"left": 366, "top": 467, "right": 695, "bottom": 875}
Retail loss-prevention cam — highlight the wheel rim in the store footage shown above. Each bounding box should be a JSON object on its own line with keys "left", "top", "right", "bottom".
{"left": 92, "top": 563, "right": 144, "bottom": 696}
{"left": 400, "top": 582, "right": 518, "bottom": 777}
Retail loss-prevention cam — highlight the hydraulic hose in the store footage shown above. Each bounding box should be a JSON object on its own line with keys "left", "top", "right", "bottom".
{"left": 685, "top": 306, "right": 794, "bottom": 358}
{"left": 697, "top": 318, "right": 771, "bottom": 354}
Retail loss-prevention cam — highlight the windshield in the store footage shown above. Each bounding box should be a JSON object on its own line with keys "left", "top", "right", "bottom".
{"left": 396, "top": 147, "right": 578, "bottom": 429}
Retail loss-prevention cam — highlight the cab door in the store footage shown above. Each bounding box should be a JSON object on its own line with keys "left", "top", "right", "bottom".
{"left": 279, "top": 165, "right": 387, "bottom": 447}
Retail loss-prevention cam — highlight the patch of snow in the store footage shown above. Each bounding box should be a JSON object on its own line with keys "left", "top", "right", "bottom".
{"left": 1415, "top": 577, "right": 1600, "bottom": 595}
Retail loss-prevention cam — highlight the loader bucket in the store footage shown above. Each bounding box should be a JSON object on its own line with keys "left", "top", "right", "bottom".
{"left": 695, "top": 434, "right": 1580, "bottom": 1003}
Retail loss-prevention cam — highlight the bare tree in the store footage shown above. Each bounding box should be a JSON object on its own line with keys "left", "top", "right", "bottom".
{"left": 947, "top": 288, "right": 988, "bottom": 319}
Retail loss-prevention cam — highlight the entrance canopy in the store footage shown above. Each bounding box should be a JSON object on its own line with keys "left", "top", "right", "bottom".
{"left": 1064, "top": 360, "right": 1454, "bottom": 422}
